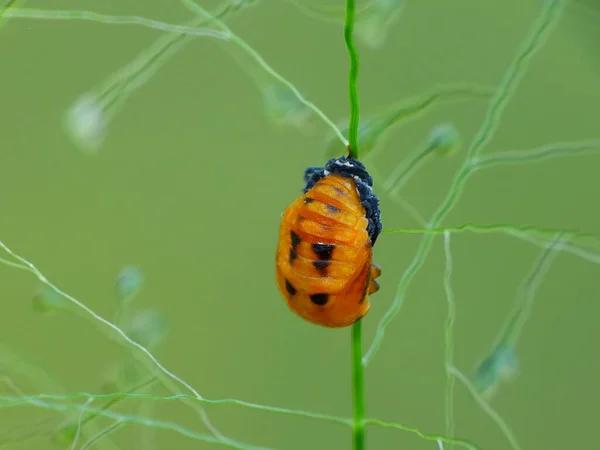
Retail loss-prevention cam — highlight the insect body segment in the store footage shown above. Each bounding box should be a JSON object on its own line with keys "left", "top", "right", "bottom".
{"left": 276, "top": 156, "right": 382, "bottom": 328}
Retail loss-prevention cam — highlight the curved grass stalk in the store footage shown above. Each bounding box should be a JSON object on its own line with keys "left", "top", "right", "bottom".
{"left": 4, "top": 8, "right": 229, "bottom": 38}
{"left": 0, "top": 392, "right": 479, "bottom": 448}
{"left": 0, "top": 239, "right": 247, "bottom": 449}
{"left": 79, "top": 420, "right": 125, "bottom": 450}
{"left": 0, "top": 395, "right": 270, "bottom": 450}
{"left": 382, "top": 222, "right": 600, "bottom": 253}
{"left": 363, "top": 0, "right": 566, "bottom": 367}
{"left": 449, "top": 366, "right": 521, "bottom": 450}
{"left": 180, "top": 0, "right": 348, "bottom": 147}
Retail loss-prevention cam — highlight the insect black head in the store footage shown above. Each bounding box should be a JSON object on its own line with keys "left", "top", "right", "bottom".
{"left": 303, "top": 156, "right": 382, "bottom": 245}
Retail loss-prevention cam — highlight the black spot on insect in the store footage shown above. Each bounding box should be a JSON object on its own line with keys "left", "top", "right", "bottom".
{"left": 312, "top": 260, "right": 330, "bottom": 274}
{"left": 304, "top": 197, "right": 315, "bottom": 204}
{"left": 290, "top": 231, "right": 301, "bottom": 249}
{"left": 289, "top": 248, "right": 297, "bottom": 263}
{"left": 326, "top": 203, "right": 341, "bottom": 213}
{"left": 312, "top": 243, "right": 335, "bottom": 260}
{"left": 310, "top": 293, "right": 329, "bottom": 305}
{"left": 285, "top": 279, "right": 297, "bottom": 296}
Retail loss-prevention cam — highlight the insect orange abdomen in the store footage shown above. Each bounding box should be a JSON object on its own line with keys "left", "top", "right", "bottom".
{"left": 275, "top": 157, "right": 382, "bottom": 328}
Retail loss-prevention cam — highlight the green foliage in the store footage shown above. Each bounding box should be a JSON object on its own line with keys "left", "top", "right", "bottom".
{"left": 426, "top": 123, "right": 461, "bottom": 157}
{"left": 354, "top": 0, "right": 405, "bottom": 49}
{"left": 125, "top": 310, "right": 169, "bottom": 350}
{"left": 324, "top": 83, "right": 493, "bottom": 159}
{"left": 32, "top": 286, "right": 69, "bottom": 314}
{"left": 116, "top": 266, "right": 144, "bottom": 305}
{"left": 2, "top": 0, "right": 598, "bottom": 449}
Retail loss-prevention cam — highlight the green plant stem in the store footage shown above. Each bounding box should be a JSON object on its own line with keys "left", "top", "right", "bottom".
{"left": 351, "top": 320, "right": 365, "bottom": 450}
{"left": 344, "top": 0, "right": 360, "bottom": 158}
{"left": 345, "top": 0, "right": 365, "bottom": 447}
{"left": 180, "top": 0, "right": 349, "bottom": 147}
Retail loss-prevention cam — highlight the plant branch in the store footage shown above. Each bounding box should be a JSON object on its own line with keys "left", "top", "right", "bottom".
{"left": 351, "top": 320, "right": 365, "bottom": 450}
{"left": 344, "top": 0, "right": 360, "bottom": 158}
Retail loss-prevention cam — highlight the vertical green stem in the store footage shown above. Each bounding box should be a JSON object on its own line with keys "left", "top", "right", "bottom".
{"left": 344, "top": 0, "right": 360, "bottom": 158}
{"left": 351, "top": 320, "right": 365, "bottom": 450}
{"left": 345, "top": 0, "right": 364, "bottom": 447}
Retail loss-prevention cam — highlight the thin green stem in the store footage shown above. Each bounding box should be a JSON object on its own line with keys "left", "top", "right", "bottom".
{"left": 5, "top": 8, "right": 228, "bottom": 39}
{"left": 363, "top": 0, "right": 564, "bottom": 367}
{"left": 0, "top": 240, "right": 232, "bottom": 446}
{"left": 442, "top": 231, "right": 456, "bottom": 447}
{"left": 345, "top": 1, "right": 365, "bottom": 448}
{"left": 344, "top": 0, "right": 360, "bottom": 157}
{"left": 449, "top": 366, "right": 521, "bottom": 450}
{"left": 180, "top": 0, "right": 348, "bottom": 146}
{"left": 351, "top": 320, "right": 365, "bottom": 450}
{"left": 79, "top": 421, "right": 125, "bottom": 450}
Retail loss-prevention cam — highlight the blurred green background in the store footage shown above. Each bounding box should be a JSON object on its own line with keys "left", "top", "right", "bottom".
{"left": 1, "top": 0, "right": 600, "bottom": 449}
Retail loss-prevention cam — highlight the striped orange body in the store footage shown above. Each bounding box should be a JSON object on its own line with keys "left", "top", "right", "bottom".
{"left": 276, "top": 173, "right": 381, "bottom": 328}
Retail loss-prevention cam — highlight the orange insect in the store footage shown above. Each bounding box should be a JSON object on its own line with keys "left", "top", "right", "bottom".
{"left": 275, "top": 155, "right": 383, "bottom": 328}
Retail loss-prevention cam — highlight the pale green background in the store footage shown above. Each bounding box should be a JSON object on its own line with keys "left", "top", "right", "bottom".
{"left": 1, "top": 0, "right": 599, "bottom": 449}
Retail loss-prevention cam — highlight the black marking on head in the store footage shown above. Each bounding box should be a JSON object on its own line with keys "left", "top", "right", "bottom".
{"left": 326, "top": 203, "right": 342, "bottom": 213}
{"left": 310, "top": 293, "right": 329, "bottom": 305}
{"left": 304, "top": 197, "right": 315, "bottom": 204}
{"left": 312, "top": 243, "right": 335, "bottom": 260}
{"left": 290, "top": 231, "right": 301, "bottom": 249}
{"left": 303, "top": 156, "right": 383, "bottom": 245}
{"left": 285, "top": 279, "right": 297, "bottom": 296}
{"left": 312, "top": 260, "right": 330, "bottom": 274}
{"left": 289, "top": 248, "right": 297, "bottom": 263}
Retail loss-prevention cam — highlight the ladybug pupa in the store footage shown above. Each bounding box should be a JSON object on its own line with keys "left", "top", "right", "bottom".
{"left": 275, "top": 156, "right": 382, "bottom": 328}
